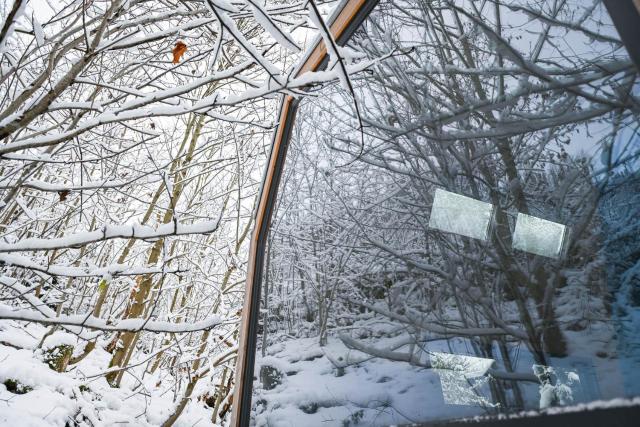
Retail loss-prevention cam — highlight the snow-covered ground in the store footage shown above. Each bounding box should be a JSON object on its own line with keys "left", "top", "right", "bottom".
{"left": 252, "top": 335, "right": 486, "bottom": 427}
{"left": 250, "top": 331, "right": 640, "bottom": 427}
{"left": 0, "top": 321, "right": 215, "bottom": 427}
{"left": 249, "top": 268, "right": 640, "bottom": 427}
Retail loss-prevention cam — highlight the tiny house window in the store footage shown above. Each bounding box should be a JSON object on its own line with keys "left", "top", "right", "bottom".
{"left": 241, "top": 0, "right": 640, "bottom": 425}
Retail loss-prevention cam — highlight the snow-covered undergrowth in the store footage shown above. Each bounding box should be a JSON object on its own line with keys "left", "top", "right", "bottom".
{"left": 0, "top": 321, "right": 214, "bottom": 427}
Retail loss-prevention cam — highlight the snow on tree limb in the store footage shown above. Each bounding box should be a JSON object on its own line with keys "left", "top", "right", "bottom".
{"left": 0, "top": 253, "right": 183, "bottom": 278}
{"left": 0, "top": 59, "right": 380, "bottom": 155}
{"left": 0, "top": 304, "right": 223, "bottom": 333}
{"left": 246, "top": 0, "right": 301, "bottom": 52}
{"left": 0, "top": 217, "right": 221, "bottom": 253}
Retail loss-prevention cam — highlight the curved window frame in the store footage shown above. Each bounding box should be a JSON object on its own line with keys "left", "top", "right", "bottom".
{"left": 231, "top": 1, "right": 640, "bottom": 426}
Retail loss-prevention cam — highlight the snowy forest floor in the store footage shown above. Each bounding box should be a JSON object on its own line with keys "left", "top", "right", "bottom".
{"left": 251, "top": 308, "right": 640, "bottom": 427}
{"left": 0, "top": 320, "right": 215, "bottom": 427}
{"left": 252, "top": 333, "right": 640, "bottom": 427}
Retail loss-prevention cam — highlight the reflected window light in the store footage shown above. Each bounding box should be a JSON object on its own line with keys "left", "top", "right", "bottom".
{"left": 512, "top": 213, "right": 567, "bottom": 258}
{"left": 431, "top": 352, "right": 497, "bottom": 407}
{"left": 428, "top": 189, "right": 494, "bottom": 241}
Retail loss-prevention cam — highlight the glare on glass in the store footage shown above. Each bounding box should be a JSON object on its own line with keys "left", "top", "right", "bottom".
{"left": 430, "top": 352, "right": 496, "bottom": 407}
{"left": 512, "top": 213, "right": 567, "bottom": 258}
{"left": 428, "top": 189, "right": 494, "bottom": 241}
{"left": 430, "top": 352, "right": 494, "bottom": 378}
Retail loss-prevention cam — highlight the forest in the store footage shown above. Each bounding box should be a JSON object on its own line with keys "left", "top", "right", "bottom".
{"left": 0, "top": 0, "right": 639, "bottom": 426}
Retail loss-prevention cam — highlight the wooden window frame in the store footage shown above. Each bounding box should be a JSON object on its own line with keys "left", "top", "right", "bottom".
{"left": 230, "top": 1, "right": 379, "bottom": 425}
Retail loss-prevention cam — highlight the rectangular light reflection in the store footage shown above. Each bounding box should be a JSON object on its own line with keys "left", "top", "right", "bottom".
{"left": 512, "top": 213, "right": 567, "bottom": 258}
{"left": 428, "top": 189, "right": 494, "bottom": 241}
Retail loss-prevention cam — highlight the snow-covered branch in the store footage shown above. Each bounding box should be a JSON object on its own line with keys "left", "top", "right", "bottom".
{"left": 0, "top": 304, "right": 223, "bottom": 333}
{"left": 0, "top": 218, "right": 221, "bottom": 253}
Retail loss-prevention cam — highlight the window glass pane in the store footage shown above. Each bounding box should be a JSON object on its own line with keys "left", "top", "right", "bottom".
{"left": 249, "top": 1, "right": 640, "bottom": 425}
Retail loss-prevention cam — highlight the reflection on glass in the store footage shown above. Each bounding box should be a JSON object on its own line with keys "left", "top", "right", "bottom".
{"left": 429, "top": 189, "right": 494, "bottom": 241}
{"left": 431, "top": 352, "right": 494, "bottom": 378}
{"left": 512, "top": 213, "right": 567, "bottom": 258}
{"left": 431, "top": 352, "right": 497, "bottom": 407}
{"left": 249, "top": 0, "right": 640, "bottom": 425}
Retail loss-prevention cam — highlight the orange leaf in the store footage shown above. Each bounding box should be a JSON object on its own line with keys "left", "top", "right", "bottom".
{"left": 172, "top": 41, "right": 187, "bottom": 64}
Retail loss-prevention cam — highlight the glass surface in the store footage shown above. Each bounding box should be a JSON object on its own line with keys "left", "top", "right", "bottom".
{"left": 249, "top": 1, "right": 640, "bottom": 425}
{"left": 429, "top": 189, "right": 495, "bottom": 241}
{"left": 512, "top": 213, "right": 567, "bottom": 258}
